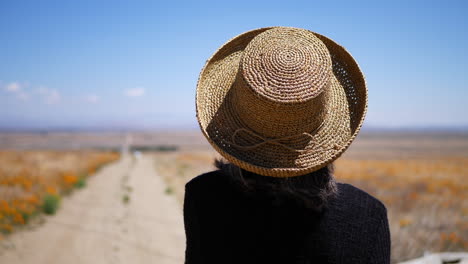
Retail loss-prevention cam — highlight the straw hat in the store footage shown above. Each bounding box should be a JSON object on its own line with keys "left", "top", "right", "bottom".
{"left": 196, "top": 27, "right": 367, "bottom": 177}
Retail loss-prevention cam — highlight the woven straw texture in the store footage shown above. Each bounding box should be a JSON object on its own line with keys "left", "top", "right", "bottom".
{"left": 196, "top": 27, "right": 367, "bottom": 177}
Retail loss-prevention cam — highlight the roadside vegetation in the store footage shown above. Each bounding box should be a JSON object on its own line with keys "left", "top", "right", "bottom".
{"left": 0, "top": 150, "right": 120, "bottom": 236}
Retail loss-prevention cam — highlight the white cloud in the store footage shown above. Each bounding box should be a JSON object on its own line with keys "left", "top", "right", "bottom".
{"left": 3, "top": 81, "right": 30, "bottom": 101}
{"left": 85, "top": 94, "right": 100, "bottom": 103}
{"left": 5, "top": 82, "right": 21, "bottom": 92}
{"left": 124, "top": 87, "right": 145, "bottom": 97}
{"left": 2, "top": 82, "right": 64, "bottom": 104}
{"left": 37, "top": 87, "right": 61, "bottom": 104}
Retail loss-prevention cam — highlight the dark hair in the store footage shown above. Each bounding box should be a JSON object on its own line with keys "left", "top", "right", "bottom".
{"left": 214, "top": 159, "right": 338, "bottom": 212}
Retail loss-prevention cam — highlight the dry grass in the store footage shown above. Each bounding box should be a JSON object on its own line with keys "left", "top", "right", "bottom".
{"left": 0, "top": 150, "right": 120, "bottom": 236}
{"left": 153, "top": 150, "right": 468, "bottom": 263}
{"left": 335, "top": 157, "right": 468, "bottom": 261}
{"left": 153, "top": 150, "right": 219, "bottom": 203}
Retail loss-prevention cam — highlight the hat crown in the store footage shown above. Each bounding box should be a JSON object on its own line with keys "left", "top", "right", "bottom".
{"left": 234, "top": 28, "right": 332, "bottom": 138}
{"left": 241, "top": 27, "right": 332, "bottom": 103}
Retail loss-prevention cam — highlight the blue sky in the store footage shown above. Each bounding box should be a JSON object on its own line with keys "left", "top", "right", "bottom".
{"left": 1, "top": 0, "right": 467, "bottom": 130}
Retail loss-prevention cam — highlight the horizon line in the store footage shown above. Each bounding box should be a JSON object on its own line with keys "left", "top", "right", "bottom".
{"left": 0, "top": 125, "right": 467, "bottom": 133}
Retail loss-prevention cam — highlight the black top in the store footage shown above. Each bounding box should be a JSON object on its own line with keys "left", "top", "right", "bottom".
{"left": 183, "top": 170, "right": 391, "bottom": 264}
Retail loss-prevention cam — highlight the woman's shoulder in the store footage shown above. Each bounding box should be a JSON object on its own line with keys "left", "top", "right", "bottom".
{"left": 185, "top": 170, "right": 227, "bottom": 191}
{"left": 334, "top": 182, "right": 387, "bottom": 216}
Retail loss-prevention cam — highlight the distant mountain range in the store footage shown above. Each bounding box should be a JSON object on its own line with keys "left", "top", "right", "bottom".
{"left": 0, "top": 124, "right": 467, "bottom": 133}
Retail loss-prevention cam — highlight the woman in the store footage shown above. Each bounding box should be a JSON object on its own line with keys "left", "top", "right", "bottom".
{"left": 184, "top": 27, "right": 390, "bottom": 264}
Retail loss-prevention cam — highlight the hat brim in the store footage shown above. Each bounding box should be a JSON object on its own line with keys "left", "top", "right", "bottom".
{"left": 196, "top": 27, "right": 367, "bottom": 177}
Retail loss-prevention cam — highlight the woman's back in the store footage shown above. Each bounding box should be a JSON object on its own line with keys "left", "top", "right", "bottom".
{"left": 184, "top": 170, "right": 390, "bottom": 264}
{"left": 187, "top": 26, "right": 390, "bottom": 263}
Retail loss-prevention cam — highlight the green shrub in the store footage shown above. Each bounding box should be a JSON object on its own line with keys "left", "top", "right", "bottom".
{"left": 122, "top": 194, "right": 130, "bottom": 204}
{"left": 43, "top": 194, "right": 60, "bottom": 215}
{"left": 74, "top": 177, "right": 86, "bottom": 188}
{"left": 165, "top": 186, "right": 173, "bottom": 195}
{"left": 21, "top": 211, "right": 31, "bottom": 224}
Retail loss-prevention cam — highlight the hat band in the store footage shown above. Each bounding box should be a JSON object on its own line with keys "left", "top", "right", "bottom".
{"left": 226, "top": 123, "right": 342, "bottom": 153}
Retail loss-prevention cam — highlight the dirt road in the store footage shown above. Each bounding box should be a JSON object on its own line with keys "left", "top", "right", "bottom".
{"left": 0, "top": 154, "right": 185, "bottom": 264}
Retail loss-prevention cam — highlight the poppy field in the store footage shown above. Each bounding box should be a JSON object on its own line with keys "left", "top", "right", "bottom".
{"left": 336, "top": 157, "right": 468, "bottom": 261}
{"left": 0, "top": 150, "right": 120, "bottom": 236}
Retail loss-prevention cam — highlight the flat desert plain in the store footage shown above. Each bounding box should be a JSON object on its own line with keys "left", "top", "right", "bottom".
{"left": 0, "top": 130, "right": 467, "bottom": 263}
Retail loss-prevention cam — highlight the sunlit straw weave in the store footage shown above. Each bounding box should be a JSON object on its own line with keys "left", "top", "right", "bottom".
{"left": 196, "top": 27, "right": 367, "bottom": 177}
